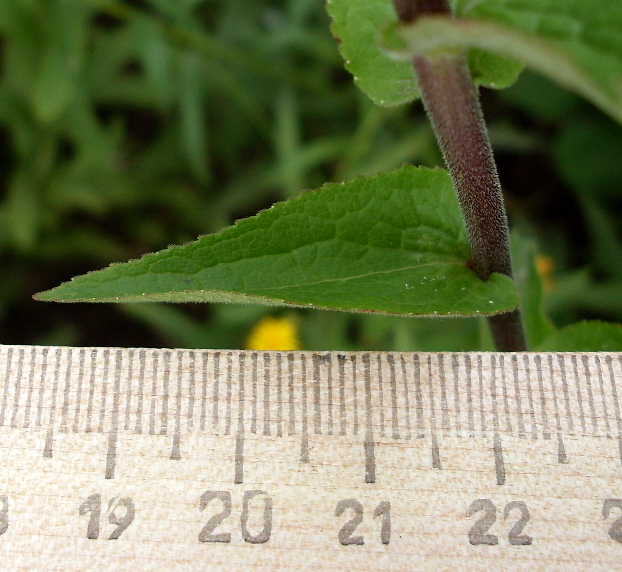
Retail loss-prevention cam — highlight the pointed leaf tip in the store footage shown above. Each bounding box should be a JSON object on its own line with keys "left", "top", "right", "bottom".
{"left": 36, "top": 165, "right": 519, "bottom": 317}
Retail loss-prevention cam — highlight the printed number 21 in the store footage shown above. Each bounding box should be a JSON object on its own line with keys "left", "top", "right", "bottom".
{"left": 335, "top": 499, "right": 390, "bottom": 545}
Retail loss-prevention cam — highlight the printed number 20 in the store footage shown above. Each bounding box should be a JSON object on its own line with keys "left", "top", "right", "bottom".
{"left": 198, "top": 490, "right": 272, "bottom": 544}
{"left": 0, "top": 496, "right": 7, "bottom": 535}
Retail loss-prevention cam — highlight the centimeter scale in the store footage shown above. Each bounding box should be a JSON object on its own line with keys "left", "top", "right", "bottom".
{"left": 1, "top": 345, "right": 622, "bottom": 570}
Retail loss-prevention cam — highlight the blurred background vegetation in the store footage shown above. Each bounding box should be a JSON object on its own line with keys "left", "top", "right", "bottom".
{"left": 0, "top": 0, "right": 621, "bottom": 351}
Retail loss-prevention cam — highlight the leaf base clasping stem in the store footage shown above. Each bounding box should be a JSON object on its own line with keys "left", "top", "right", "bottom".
{"left": 393, "top": 0, "right": 527, "bottom": 351}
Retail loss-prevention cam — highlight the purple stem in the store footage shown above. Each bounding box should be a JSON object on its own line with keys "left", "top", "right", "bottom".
{"left": 393, "top": 0, "right": 527, "bottom": 351}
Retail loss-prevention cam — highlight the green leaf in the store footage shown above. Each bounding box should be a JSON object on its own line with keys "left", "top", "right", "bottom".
{"left": 384, "top": 0, "right": 622, "bottom": 124}
{"left": 326, "top": 0, "right": 523, "bottom": 107}
{"left": 511, "top": 233, "right": 555, "bottom": 349}
{"left": 327, "top": 0, "right": 419, "bottom": 107}
{"left": 36, "top": 165, "right": 519, "bottom": 317}
{"left": 536, "top": 321, "right": 622, "bottom": 352}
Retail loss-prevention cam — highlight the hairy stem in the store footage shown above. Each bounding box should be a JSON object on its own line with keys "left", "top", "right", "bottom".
{"left": 393, "top": 0, "right": 527, "bottom": 351}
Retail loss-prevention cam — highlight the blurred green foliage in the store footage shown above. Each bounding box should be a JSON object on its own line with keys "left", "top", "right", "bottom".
{"left": 0, "top": 0, "right": 621, "bottom": 351}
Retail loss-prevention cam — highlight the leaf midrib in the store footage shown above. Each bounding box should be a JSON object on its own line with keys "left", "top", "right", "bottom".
{"left": 233, "top": 260, "right": 466, "bottom": 294}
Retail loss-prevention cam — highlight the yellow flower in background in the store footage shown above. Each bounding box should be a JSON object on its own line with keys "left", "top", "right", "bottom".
{"left": 246, "top": 316, "right": 302, "bottom": 351}
{"left": 536, "top": 254, "right": 555, "bottom": 292}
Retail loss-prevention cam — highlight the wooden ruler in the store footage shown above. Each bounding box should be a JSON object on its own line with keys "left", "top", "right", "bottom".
{"left": 1, "top": 345, "right": 622, "bottom": 570}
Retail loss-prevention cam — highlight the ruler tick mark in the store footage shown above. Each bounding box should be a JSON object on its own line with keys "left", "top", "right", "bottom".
{"left": 388, "top": 355, "right": 399, "bottom": 439}
{"left": 287, "top": 353, "right": 295, "bottom": 436}
{"left": 23, "top": 347, "right": 37, "bottom": 428}
{"left": 489, "top": 355, "right": 501, "bottom": 436}
{"left": 59, "top": 348, "right": 72, "bottom": 433}
{"left": 326, "top": 355, "right": 334, "bottom": 436}
{"left": 431, "top": 433, "right": 441, "bottom": 470}
{"left": 477, "top": 356, "right": 486, "bottom": 437}
{"left": 557, "top": 355, "right": 574, "bottom": 434}
{"left": 548, "top": 355, "right": 564, "bottom": 439}
{"left": 522, "top": 354, "right": 538, "bottom": 440}
{"left": 160, "top": 351, "right": 172, "bottom": 436}
{"left": 169, "top": 352, "right": 183, "bottom": 461}
{"left": 557, "top": 433, "right": 568, "bottom": 464}
{"left": 581, "top": 354, "right": 598, "bottom": 434}
{"left": 35, "top": 348, "right": 49, "bottom": 429}
{"left": 427, "top": 356, "right": 441, "bottom": 469}
{"left": 199, "top": 351, "right": 208, "bottom": 433}
{"left": 595, "top": 355, "right": 611, "bottom": 437}
{"left": 97, "top": 349, "right": 111, "bottom": 434}
{"left": 43, "top": 349, "right": 62, "bottom": 458}
{"left": 438, "top": 354, "right": 449, "bottom": 434}
{"left": 465, "top": 354, "right": 475, "bottom": 437}
{"left": 85, "top": 350, "right": 97, "bottom": 433}
{"left": 225, "top": 353, "right": 233, "bottom": 436}
{"left": 276, "top": 353, "right": 283, "bottom": 437}
{"left": 450, "top": 354, "right": 462, "bottom": 435}
{"left": 364, "top": 440, "right": 376, "bottom": 483}
{"left": 571, "top": 354, "right": 587, "bottom": 435}
{"left": 186, "top": 351, "right": 196, "bottom": 432}
{"left": 547, "top": 355, "right": 568, "bottom": 461}
{"left": 312, "top": 354, "right": 324, "bottom": 435}
{"left": 376, "top": 354, "right": 385, "bottom": 438}
{"left": 211, "top": 352, "right": 221, "bottom": 434}
{"left": 300, "top": 355, "right": 309, "bottom": 463}
{"left": 251, "top": 352, "right": 258, "bottom": 434}
{"left": 9, "top": 348, "right": 25, "bottom": 429}
{"left": 263, "top": 353, "right": 271, "bottom": 436}
{"left": 134, "top": 350, "right": 146, "bottom": 435}
{"left": 608, "top": 356, "right": 622, "bottom": 464}
{"left": 511, "top": 355, "right": 526, "bottom": 438}
{"left": 363, "top": 354, "right": 376, "bottom": 483}
{"left": 499, "top": 355, "right": 512, "bottom": 434}
{"left": 534, "top": 355, "right": 551, "bottom": 440}
{"left": 493, "top": 433, "right": 505, "bottom": 485}
{"left": 399, "top": 356, "right": 411, "bottom": 440}
{"left": 234, "top": 353, "right": 246, "bottom": 484}
{"left": 413, "top": 355, "right": 424, "bottom": 438}
{"left": 351, "top": 355, "right": 359, "bottom": 436}
{"left": 122, "top": 349, "right": 134, "bottom": 433}
{"left": 42, "top": 432, "right": 54, "bottom": 459}
{"left": 0, "top": 346, "right": 14, "bottom": 427}
{"left": 105, "top": 350, "right": 123, "bottom": 479}
{"left": 338, "top": 354, "right": 347, "bottom": 437}
{"left": 148, "top": 353, "right": 159, "bottom": 435}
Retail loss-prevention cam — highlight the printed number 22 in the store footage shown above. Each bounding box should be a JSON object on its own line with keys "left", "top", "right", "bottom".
{"left": 603, "top": 499, "right": 622, "bottom": 542}
{"left": 467, "top": 499, "right": 532, "bottom": 546}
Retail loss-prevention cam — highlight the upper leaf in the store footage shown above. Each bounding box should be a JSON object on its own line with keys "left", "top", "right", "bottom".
{"left": 326, "top": 0, "right": 523, "bottom": 107}
{"left": 327, "top": 0, "right": 420, "bottom": 106}
{"left": 36, "top": 165, "right": 518, "bottom": 317}
{"left": 384, "top": 0, "right": 622, "bottom": 123}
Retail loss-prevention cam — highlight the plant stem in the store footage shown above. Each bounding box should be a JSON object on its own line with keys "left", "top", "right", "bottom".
{"left": 393, "top": 0, "right": 527, "bottom": 351}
